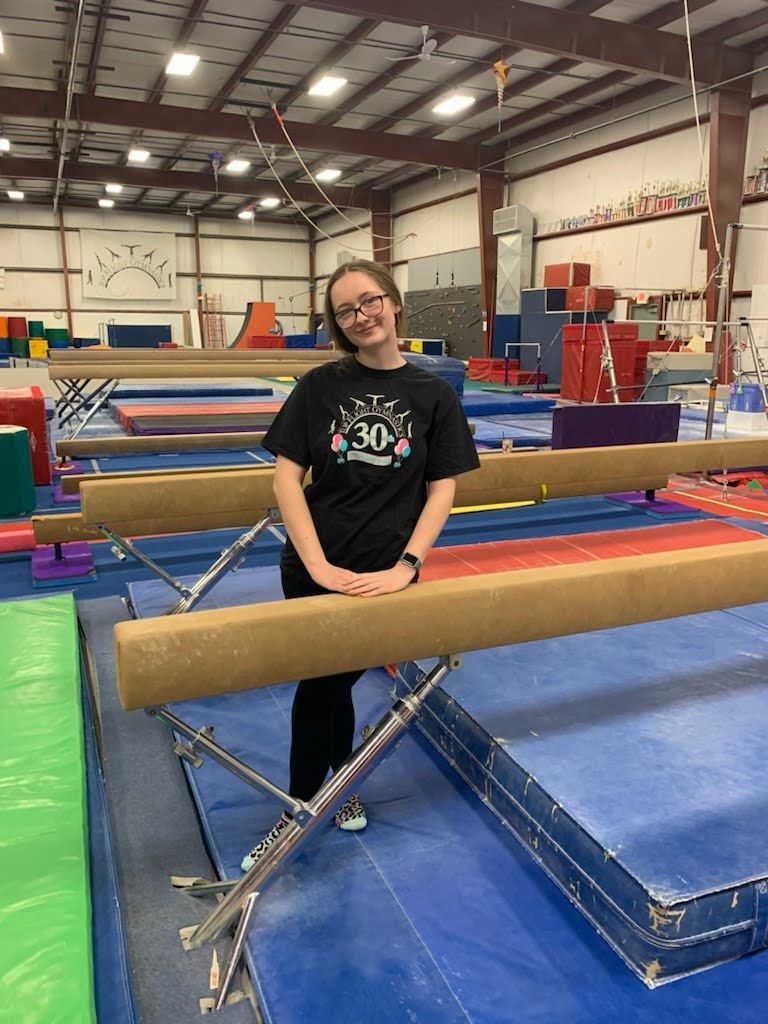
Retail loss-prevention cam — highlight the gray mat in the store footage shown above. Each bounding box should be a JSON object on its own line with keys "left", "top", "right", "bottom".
{"left": 78, "top": 596, "right": 255, "bottom": 1024}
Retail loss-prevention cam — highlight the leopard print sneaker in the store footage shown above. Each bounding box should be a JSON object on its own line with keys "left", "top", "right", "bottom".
{"left": 334, "top": 793, "right": 367, "bottom": 832}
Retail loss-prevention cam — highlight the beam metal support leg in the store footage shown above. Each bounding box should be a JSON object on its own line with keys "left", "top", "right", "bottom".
{"left": 189, "top": 653, "right": 462, "bottom": 949}
{"left": 146, "top": 705, "right": 309, "bottom": 820}
{"left": 98, "top": 510, "right": 279, "bottom": 616}
{"left": 163, "top": 510, "right": 280, "bottom": 614}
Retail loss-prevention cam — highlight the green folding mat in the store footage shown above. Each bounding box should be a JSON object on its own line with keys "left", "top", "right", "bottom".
{"left": 0, "top": 594, "right": 95, "bottom": 1023}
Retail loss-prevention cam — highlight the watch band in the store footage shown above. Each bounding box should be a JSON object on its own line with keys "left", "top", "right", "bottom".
{"left": 398, "top": 551, "right": 422, "bottom": 571}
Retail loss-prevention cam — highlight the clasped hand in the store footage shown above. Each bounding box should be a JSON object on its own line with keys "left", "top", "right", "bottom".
{"left": 312, "top": 561, "right": 416, "bottom": 597}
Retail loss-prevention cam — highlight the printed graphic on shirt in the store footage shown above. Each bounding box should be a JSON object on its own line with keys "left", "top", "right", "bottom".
{"left": 330, "top": 393, "right": 413, "bottom": 468}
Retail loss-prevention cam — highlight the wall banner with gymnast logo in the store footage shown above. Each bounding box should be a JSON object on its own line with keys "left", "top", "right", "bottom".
{"left": 80, "top": 229, "right": 177, "bottom": 300}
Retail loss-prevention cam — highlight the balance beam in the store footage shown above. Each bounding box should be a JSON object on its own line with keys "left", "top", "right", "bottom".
{"left": 49, "top": 348, "right": 337, "bottom": 361}
{"left": 114, "top": 539, "right": 768, "bottom": 710}
{"left": 60, "top": 463, "right": 268, "bottom": 494}
{"left": 32, "top": 509, "right": 272, "bottom": 545}
{"left": 55, "top": 431, "right": 267, "bottom": 457}
{"left": 49, "top": 362, "right": 323, "bottom": 380}
{"left": 76, "top": 437, "right": 768, "bottom": 527}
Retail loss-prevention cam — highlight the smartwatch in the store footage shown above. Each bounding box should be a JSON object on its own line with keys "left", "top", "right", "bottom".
{"left": 398, "top": 551, "right": 422, "bottom": 572}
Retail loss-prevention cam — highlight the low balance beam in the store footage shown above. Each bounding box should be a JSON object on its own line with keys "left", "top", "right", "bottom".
{"left": 114, "top": 540, "right": 768, "bottom": 710}
{"left": 49, "top": 362, "right": 323, "bottom": 380}
{"left": 55, "top": 431, "right": 267, "bottom": 458}
{"left": 60, "top": 463, "right": 266, "bottom": 494}
{"left": 76, "top": 437, "right": 768, "bottom": 527}
{"left": 49, "top": 348, "right": 337, "bottom": 361}
{"left": 32, "top": 509, "right": 271, "bottom": 545}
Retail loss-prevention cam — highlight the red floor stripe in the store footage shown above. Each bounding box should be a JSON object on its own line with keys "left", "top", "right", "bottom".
{"left": 420, "top": 520, "right": 760, "bottom": 582}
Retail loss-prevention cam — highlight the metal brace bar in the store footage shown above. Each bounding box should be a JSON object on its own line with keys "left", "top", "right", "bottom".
{"left": 163, "top": 510, "right": 280, "bottom": 615}
{"left": 189, "top": 653, "right": 463, "bottom": 949}
{"left": 99, "top": 509, "right": 279, "bottom": 614}
{"left": 98, "top": 525, "right": 193, "bottom": 595}
{"left": 66, "top": 378, "right": 120, "bottom": 440}
{"left": 56, "top": 377, "right": 109, "bottom": 427}
{"left": 146, "top": 705, "right": 309, "bottom": 819}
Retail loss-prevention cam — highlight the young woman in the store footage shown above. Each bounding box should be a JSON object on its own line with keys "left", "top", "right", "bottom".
{"left": 241, "top": 259, "right": 479, "bottom": 870}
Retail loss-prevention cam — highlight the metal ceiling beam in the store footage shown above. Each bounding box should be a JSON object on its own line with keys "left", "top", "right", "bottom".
{"left": 0, "top": 88, "right": 487, "bottom": 170}
{"left": 297, "top": 0, "right": 752, "bottom": 84}
{"left": 146, "top": 0, "right": 210, "bottom": 106}
{"left": 84, "top": 0, "right": 112, "bottom": 95}
{"left": 275, "top": 17, "right": 378, "bottom": 114}
{"left": 0, "top": 157, "right": 372, "bottom": 207}
{"left": 209, "top": 4, "right": 298, "bottom": 112}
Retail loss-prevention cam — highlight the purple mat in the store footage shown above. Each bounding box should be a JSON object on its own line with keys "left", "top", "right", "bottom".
{"left": 552, "top": 402, "right": 681, "bottom": 449}
{"left": 32, "top": 541, "right": 95, "bottom": 581}
{"left": 51, "top": 459, "right": 85, "bottom": 477}
{"left": 606, "top": 492, "right": 693, "bottom": 516}
{"left": 52, "top": 483, "right": 81, "bottom": 504}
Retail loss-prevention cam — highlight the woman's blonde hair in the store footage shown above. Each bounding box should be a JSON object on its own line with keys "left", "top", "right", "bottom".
{"left": 323, "top": 260, "right": 407, "bottom": 354}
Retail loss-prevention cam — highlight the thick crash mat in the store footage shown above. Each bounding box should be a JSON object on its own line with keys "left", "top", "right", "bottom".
{"left": 0, "top": 594, "right": 95, "bottom": 1022}
{"left": 397, "top": 606, "right": 768, "bottom": 987}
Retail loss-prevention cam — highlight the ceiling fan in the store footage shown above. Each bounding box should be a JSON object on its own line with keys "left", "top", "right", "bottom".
{"left": 386, "top": 25, "right": 454, "bottom": 64}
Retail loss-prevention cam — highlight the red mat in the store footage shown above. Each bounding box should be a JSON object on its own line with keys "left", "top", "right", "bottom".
{"left": 420, "top": 520, "right": 760, "bottom": 581}
{"left": 0, "top": 521, "right": 36, "bottom": 553}
{"left": 663, "top": 484, "right": 768, "bottom": 523}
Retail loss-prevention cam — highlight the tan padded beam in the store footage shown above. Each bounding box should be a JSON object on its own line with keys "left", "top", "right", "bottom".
{"left": 49, "top": 362, "right": 320, "bottom": 380}
{"left": 76, "top": 438, "right": 768, "bottom": 527}
{"left": 32, "top": 509, "right": 269, "bottom": 545}
{"left": 34, "top": 471, "right": 654, "bottom": 544}
{"left": 60, "top": 464, "right": 263, "bottom": 494}
{"left": 56, "top": 431, "right": 267, "bottom": 456}
{"left": 49, "top": 348, "right": 337, "bottom": 361}
{"left": 114, "top": 539, "right": 768, "bottom": 710}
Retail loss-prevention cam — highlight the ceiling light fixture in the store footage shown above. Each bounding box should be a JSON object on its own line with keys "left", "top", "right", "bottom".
{"left": 105, "top": 183, "right": 123, "bottom": 194}
{"left": 98, "top": 198, "right": 115, "bottom": 208}
{"left": 432, "top": 94, "right": 476, "bottom": 116}
{"left": 0, "top": 137, "right": 9, "bottom": 152}
{"left": 0, "top": 30, "right": 4, "bottom": 55}
{"left": 226, "top": 159, "right": 250, "bottom": 173}
{"left": 316, "top": 168, "right": 342, "bottom": 183}
{"left": 238, "top": 209, "right": 254, "bottom": 220}
{"left": 166, "top": 52, "right": 200, "bottom": 76}
{"left": 128, "top": 148, "right": 150, "bottom": 163}
{"left": 259, "top": 197, "right": 281, "bottom": 209}
{"left": 308, "top": 75, "right": 347, "bottom": 97}
{"left": 7, "top": 190, "right": 23, "bottom": 200}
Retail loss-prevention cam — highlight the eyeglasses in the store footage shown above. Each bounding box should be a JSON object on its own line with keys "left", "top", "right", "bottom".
{"left": 333, "top": 293, "right": 387, "bottom": 329}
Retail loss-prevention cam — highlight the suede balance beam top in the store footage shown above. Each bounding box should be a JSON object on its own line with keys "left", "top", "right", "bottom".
{"left": 55, "top": 431, "right": 267, "bottom": 457}
{"left": 49, "top": 349, "right": 338, "bottom": 361}
{"left": 114, "top": 540, "right": 768, "bottom": 710}
{"left": 49, "top": 362, "right": 323, "bottom": 380}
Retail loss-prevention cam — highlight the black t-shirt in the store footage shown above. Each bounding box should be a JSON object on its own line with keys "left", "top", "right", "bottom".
{"left": 262, "top": 356, "right": 480, "bottom": 575}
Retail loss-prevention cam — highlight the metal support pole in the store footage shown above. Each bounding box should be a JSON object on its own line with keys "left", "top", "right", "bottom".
{"left": 163, "top": 510, "right": 280, "bottom": 614}
{"left": 146, "top": 706, "right": 309, "bottom": 818}
{"left": 66, "top": 379, "right": 119, "bottom": 440}
{"left": 98, "top": 526, "right": 194, "bottom": 596}
{"left": 189, "top": 654, "right": 462, "bottom": 948}
{"left": 741, "top": 318, "right": 768, "bottom": 418}
{"left": 214, "top": 893, "right": 259, "bottom": 1010}
{"left": 706, "top": 222, "right": 735, "bottom": 440}
{"left": 599, "top": 321, "right": 620, "bottom": 405}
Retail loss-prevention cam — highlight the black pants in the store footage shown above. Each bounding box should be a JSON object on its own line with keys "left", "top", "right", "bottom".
{"left": 281, "top": 568, "right": 366, "bottom": 801}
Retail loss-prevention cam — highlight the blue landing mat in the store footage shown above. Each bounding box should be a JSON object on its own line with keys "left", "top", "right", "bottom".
{"left": 462, "top": 394, "right": 556, "bottom": 416}
{"left": 398, "top": 607, "right": 768, "bottom": 985}
{"left": 127, "top": 569, "right": 768, "bottom": 1022}
{"left": 112, "top": 386, "right": 273, "bottom": 399}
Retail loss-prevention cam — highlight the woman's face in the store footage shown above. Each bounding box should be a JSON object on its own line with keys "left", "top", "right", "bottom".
{"left": 330, "top": 271, "right": 400, "bottom": 354}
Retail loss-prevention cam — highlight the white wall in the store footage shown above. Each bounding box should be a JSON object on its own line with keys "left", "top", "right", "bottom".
{"left": 0, "top": 206, "right": 310, "bottom": 342}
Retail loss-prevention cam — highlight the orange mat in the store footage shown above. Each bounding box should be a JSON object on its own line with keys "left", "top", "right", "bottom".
{"left": 420, "top": 519, "right": 760, "bottom": 581}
